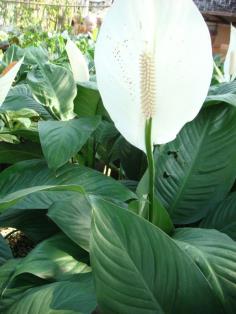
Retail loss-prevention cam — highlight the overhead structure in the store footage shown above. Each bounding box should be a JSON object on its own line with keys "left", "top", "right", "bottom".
{"left": 194, "top": 0, "right": 236, "bottom": 24}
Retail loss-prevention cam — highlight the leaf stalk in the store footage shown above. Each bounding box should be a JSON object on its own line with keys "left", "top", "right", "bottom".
{"left": 145, "top": 118, "right": 155, "bottom": 221}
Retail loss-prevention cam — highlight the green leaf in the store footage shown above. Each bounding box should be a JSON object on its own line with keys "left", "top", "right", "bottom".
{"left": 200, "top": 192, "right": 236, "bottom": 240}
{"left": 94, "top": 120, "right": 119, "bottom": 164}
{"left": 0, "top": 180, "right": 131, "bottom": 225}
{"left": 74, "top": 82, "right": 102, "bottom": 117}
{"left": 155, "top": 106, "right": 236, "bottom": 224}
{"left": 0, "top": 259, "right": 35, "bottom": 312}
{"left": 136, "top": 173, "right": 174, "bottom": 233}
{"left": 0, "top": 234, "right": 12, "bottom": 266}
{"left": 0, "top": 259, "right": 19, "bottom": 296}
{"left": 0, "top": 134, "right": 19, "bottom": 144}
{"left": 23, "top": 46, "right": 48, "bottom": 66}
{"left": 128, "top": 198, "right": 148, "bottom": 216}
{"left": 3, "top": 108, "right": 39, "bottom": 120}
{"left": 27, "top": 63, "right": 77, "bottom": 120}
{"left": 0, "top": 142, "right": 42, "bottom": 164}
{"left": 1, "top": 105, "right": 39, "bottom": 132}
{"left": 5, "top": 273, "right": 96, "bottom": 314}
{"left": 48, "top": 195, "right": 91, "bottom": 252}
{"left": 3, "top": 45, "right": 48, "bottom": 67}
{"left": 174, "top": 228, "right": 236, "bottom": 313}
{"left": 136, "top": 170, "right": 149, "bottom": 197}
{"left": 94, "top": 120, "right": 118, "bottom": 145}
{"left": 3, "top": 45, "right": 24, "bottom": 65}
{"left": 10, "top": 123, "right": 39, "bottom": 143}
{"left": 0, "top": 160, "right": 134, "bottom": 210}
{"left": 152, "top": 196, "right": 174, "bottom": 234}
{"left": 2, "top": 84, "right": 52, "bottom": 119}
{"left": 0, "top": 184, "right": 84, "bottom": 211}
{"left": 90, "top": 198, "right": 222, "bottom": 313}
{"left": 111, "top": 136, "right": 147, "bottom": 180}
{"left": 8, "top": 234, "right": 89, "bottom": 283}
{"left": 205, "top": 81, "right": 236, "bottom": 107}
{"left": 39, "top": 117, "right": 100, "bottom": 170}
{"left": 206, "top": 94, "right": 236, "bottom": 107}
{"left": 128, "top": 196, "right": 174, "bottom": 235}
{"left": 0, "top": 207, "right": 58, "bottom": 242}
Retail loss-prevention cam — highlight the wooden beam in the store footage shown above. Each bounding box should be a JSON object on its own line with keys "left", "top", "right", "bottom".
{"left": 203, "top": 10, "right": 236, "bottom": 18}
{"left": 202, "top": 10, "right": 236, "bottom": 25}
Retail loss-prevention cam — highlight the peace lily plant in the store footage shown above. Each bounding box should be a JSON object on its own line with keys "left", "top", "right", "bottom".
{"left": 0, "top": 2, "right": 236, "bottom": 313}
{"left": 95, "top": 0, "right": 213, "bottom": 221}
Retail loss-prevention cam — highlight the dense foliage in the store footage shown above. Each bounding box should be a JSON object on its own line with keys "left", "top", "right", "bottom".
{"left": 0, "top": 21, "right": 236, "bottom": 314}
{"left": 0, "top": 28, "right": 95, "bottom": 63}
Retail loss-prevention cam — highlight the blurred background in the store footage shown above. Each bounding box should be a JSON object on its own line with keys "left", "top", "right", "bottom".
{"left": 0, "top": 0, "right": 235, "bottom": 57}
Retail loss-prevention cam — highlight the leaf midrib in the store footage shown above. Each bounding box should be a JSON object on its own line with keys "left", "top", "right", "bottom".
{"left": 94, "top": 216, "right": 164, "bottom": 313}
{"left": 168, "top": 119, "right": 210, "bottom": 215}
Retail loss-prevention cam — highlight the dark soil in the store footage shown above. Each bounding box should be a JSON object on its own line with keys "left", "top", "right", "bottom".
{"left": 6, "top": 230, "right": 35, "bottom": 257}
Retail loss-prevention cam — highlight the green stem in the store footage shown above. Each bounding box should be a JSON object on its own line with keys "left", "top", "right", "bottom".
{"left": 145, "top": 118, "right": 155, "bottom": 222}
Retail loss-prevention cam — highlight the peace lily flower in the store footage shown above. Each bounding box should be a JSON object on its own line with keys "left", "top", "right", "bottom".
{"left": 223, "top": 25, "right": 236, "bottom": 82}
{"left": 65, "top": 38, "right": 90, "bottom": 83}
{"left": 214, "top": 25, "right": 236, "bottom": 83}
{"left": 0, "top": 58, "right": 24, "bottom": 107}
{"left": 95, "top": 0, "right": 213, "bottom": 152}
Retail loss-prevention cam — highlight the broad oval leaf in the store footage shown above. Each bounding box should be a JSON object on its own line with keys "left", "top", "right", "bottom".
{"left": 23, "top": 46, "right": 48, "bottom": 66}
{"left": 3, "top": 45, "right": 48, "bottom": 67}
{"left": 0, "top": 142, "right": 42, "bottom": 164}
{"left": 39, "top": 117, "right": 100, "bottom": 170}
{"left": 205, "top": 80, "right": 236, "bottom": 108}
{"left": 2, "top": 84, "right": 52, "bottom": 119}
{"left": 48, "top": 195, "right": 91, "bottom": 252}
{"left": 27, "top": 63, "right": 77, "bottom": 120}
{"left": 174, "top": 228, "right": 236, "bottom": 313}
{"left": 8, "top": 234, "right": 90, "bottom": 283}
{"left": 90, "top": 198, "right": 222, "bottom": 313}
{"left": 5, "top": 273, "right": 96, "bottom": 314}
{"left": 200, "top": 193, "right": 236, "bottom": 240}
{"left": 0, "top": 207, "right": 58, "bottom": 242}
{"left": 155, "top": 105, "right": 236, "bottom": 224}
{"left": 74, "top": 82, "right": 103, "bottom": 117}
{"left": 0, "top": 160, "right": 135, "bottom": 210}
{"left": 0, "top": 184, "right": 84, "bottom": 211}
{"left": 0, "top": 259, "right": 27, "bottom": 312}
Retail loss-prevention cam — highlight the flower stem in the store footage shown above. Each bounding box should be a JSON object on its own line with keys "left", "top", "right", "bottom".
{"left": 145, "top": 118, "right": 155, "bottom": 221}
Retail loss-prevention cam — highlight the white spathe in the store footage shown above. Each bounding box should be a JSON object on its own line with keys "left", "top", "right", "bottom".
{"left": 65, "top": 38, "right": 90, "bottom": 83}
{"left": 224, "top": 25, "right": 236, "bottom": 82}
{"left": 95, "top": 0, "right": 213, "bottom": 151}
{"left": 0, "top": 58, "right": 24, "bottom": 106}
